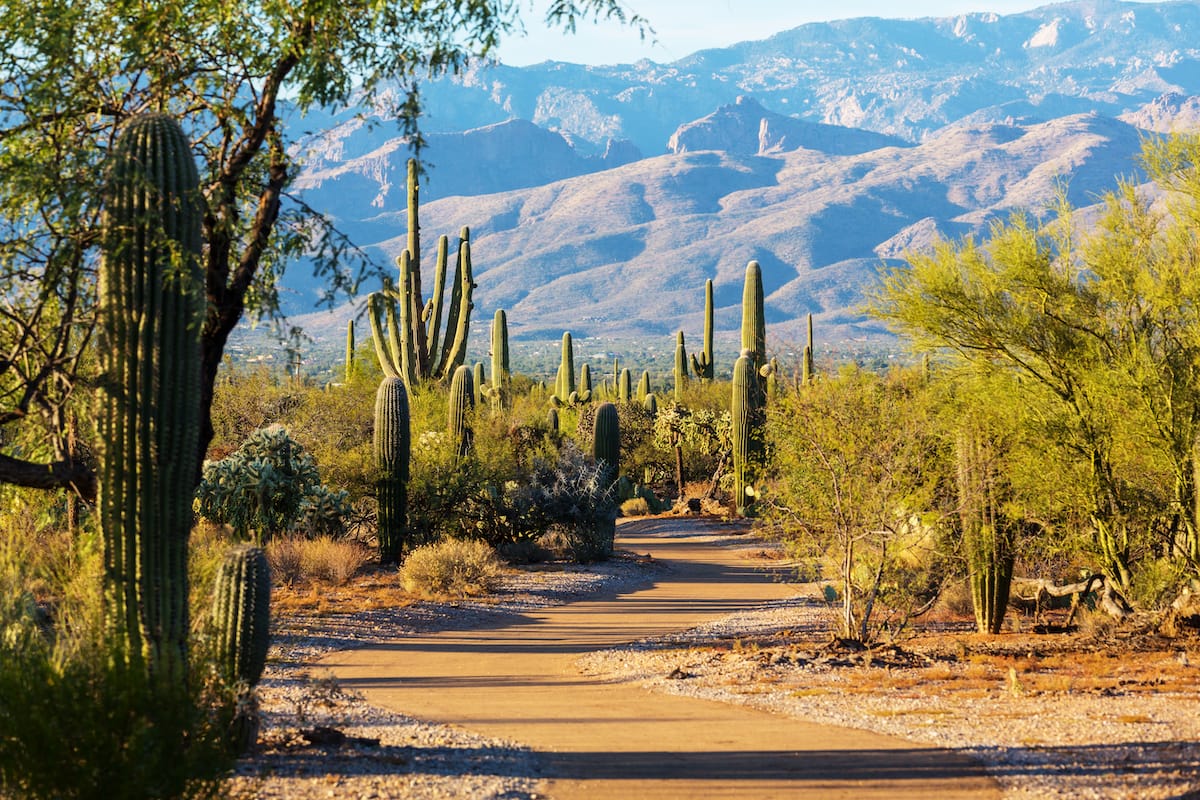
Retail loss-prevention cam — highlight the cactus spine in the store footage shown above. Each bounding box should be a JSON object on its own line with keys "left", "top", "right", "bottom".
{"left": 690, "top": 279, "right": 715, "bottom": 381}
{"left": 674, "top": 331, "right": 688, "bottom": 400}
{"left": 448, "top": 364, "right": 475, "bottom": 458}
{"left": 367, "top": 159, "right": 474, "bottom": 385}
{"left": 731, "top": 352, "right": 762, "bottom": 517}
{"left": 98, "top": 113, "right": 203, "bottom": 684}
{"left": 374, "top": 376, "right": 410, "bottom": 564}
{"left": 211, "top": 544, "right": 272, "bottom": 688}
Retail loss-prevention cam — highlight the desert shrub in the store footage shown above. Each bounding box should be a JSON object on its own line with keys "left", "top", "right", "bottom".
{"left": 194, "top": 425, "right": 349, "bottom": 545}
{"left": 511, "top": 443, "right": 618, "bottom": 562}
{"left": 399, "top": 538, "right": 504, "bottom": 599}
{"left": 620, "top": 497, "right": 651, "bottom": 517}
{"left": 267, "top": 536, "right": 371, "bottom": 586}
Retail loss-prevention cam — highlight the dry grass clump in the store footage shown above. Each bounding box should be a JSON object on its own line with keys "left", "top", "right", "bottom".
{"left": 267, "top": 536, "right": 371, "bottom": 586}
{"left": 400, "top": 538, "right": 505, "bottom": 599}
{"left": 620, "top": 497, "right": 652, "bottom": 517}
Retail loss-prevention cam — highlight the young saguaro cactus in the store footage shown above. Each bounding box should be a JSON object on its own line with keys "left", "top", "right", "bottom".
{"left": 690, "top": 279, "right": 715, "bottom": 381}
{"left": 374, "top": 376, "right": 410, "bottom": 564}
{"left": 345, "top": 319, "right": 356, "bottom": 381}
{"left": 803, "top": 312, "right": 815, "bottom": 385}
{"left": 448, "top": 364, "right": 475, "bottom": 458}
{"left": 618, "top": 368, "right": 632, "bottom": 404}
{"left": 674, "top": 331, "right": 688, "bottom": 400}
{"left": 98, "top": 112, "right": 203, "bottom": 685}
{"left": 554, "top": 331, "right": 576, "bottom": 406}
{"left": 211, "top": 544, "right": 272, "bottom": 688}
{"left": 957, "top": 429, "right": 1016, "bottom": 635}
{"left": 731, "top": 351, "right": 762, "bottom": 516}
{"left": 593, "top": 402, "right": 621, "bottom": 491}
{"left": 489, "top": 308, "right": 509, "bottom": 409}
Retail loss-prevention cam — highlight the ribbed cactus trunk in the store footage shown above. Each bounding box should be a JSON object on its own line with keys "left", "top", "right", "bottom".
{"left": 490, "top": 308, "right": 509, "bottom": 410}
{"left": 637, "top": 370, "right": 650, "bottom": 403}
{"left": 557, "top": 332, "right": 576, "bottom": 403}
{"left": 591, "top": 402, "right": 621, "bottom": 559}
{"left": 741, "top": 260, "right": 766, "bottom": 374}
{"left": 547, "top": 406, "right": 560, "bottom": 434}
{"left": 211, "top": 544, "right": 272, "bottom": 688}
{"left": 690, "top": 279, "right": 715, "bottom": 381}
{"left": 374, "top": 377, "right": 411, "bottom": 564}
{"left": 957, "top": 429, "right": 1016, "bottom": 634}
{"left": 473, "top": 361, "right": 487, "bottom": 406}
{"left": 345, "top": 319, "right": 355, "bottom": 381}
{"left": 674, "top": 331, "right": 688, "bottom": 400}
{"left": 97, "top": 113, "right": 203, "bottom": 686}
{"left": 593, "top": 402, "right": 620, "bottom": 488}
{"left": 448, "top": 364, "right": 475, "bottom": 458}
{"left": 619, "top": 368, "right": 632, "bottom": 403}
{"left": 731, "top": 352, "right": 761, "bottom": 517}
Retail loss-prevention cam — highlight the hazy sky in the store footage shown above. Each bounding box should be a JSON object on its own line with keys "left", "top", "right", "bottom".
{"left": 497, "top": 0, "right": 1169, "bottom": 65}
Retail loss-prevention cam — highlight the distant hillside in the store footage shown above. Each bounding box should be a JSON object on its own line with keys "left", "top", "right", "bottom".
{"left": 275, "top": 1, "right": 1200, "bottom": 356}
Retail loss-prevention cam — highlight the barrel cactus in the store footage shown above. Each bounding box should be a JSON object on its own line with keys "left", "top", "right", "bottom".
{"left": 97, "top": 112, "right": 203, "bottom": 684}
{"left": 374, "top": 376, "right": 411, "bottom": 564}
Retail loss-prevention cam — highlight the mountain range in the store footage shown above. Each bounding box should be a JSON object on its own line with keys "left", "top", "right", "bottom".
{"left": 277, "top": 0, "right": 1200, "bottom": 356}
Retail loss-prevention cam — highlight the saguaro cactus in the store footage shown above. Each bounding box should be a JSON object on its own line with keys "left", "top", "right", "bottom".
{"left": 98, "top": 113, "right": 203, "bottom": 684}
{"left": 448, "top": 364, "right": 475, "bottom": 458}
{"left": 367, "top": 159, "right": 474, "bottom": 385}
{"left": 345, "top": 319, "right": 356, "bottom": 381}
{"left": 637, "top": 370, "right": 651, "bottom": 402}
{"left": 554, "top": 331, "right": 576, "bottom": 405}
{"left": 490, "top": 308, "right": 509, "bottom": 409}
{"left": 690, "top": 279, "right": 715, "bottom": 381}
{"left": 578, "top": 362, "right": 593, "bottom": 402}
{"left": 957, "top": 429, "right": 1016, "bottom": 635}
{"left": 211, "top": 544, "right": 272, "bottom": 688}
{"left": 374, "top": 376, "right": 411, "bottom": 564}
{"left": 674, "top": 331, "right": 688, "bottom": 400}
{"left": 473, "top": 361, "right": 487, "bottom": 406}
{"left": 741, "top": 261, "right": 766, "bottom": 373}
{"left": 803, "top": 312, "right": 815, "bottom": 385}
{"left": 731, "top": 351, "right": 762, "bottom": 516}
{"left": 593, "top": 402, "right": 621, "bottom": 490}
{"left": 619, "top": 368, "right": 632, "bottom": 403}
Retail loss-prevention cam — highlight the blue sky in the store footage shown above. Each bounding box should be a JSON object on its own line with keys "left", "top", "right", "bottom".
{"left": 497, "top": 0, "right": 1168, "bottom": 65}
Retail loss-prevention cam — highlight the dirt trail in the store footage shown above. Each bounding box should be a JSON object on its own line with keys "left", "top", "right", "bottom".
{"left": 321, "top": 518, "right": 1000, "bottom": 799}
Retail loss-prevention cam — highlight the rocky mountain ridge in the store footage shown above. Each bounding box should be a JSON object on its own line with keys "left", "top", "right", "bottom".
{"left": 280, "top": 0, "right": 1200, "bottom": 350}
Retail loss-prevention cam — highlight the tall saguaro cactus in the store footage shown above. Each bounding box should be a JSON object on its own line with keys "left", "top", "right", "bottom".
{"left": 374, "top": 376, "right": 411, "bottom": 564}
{"left": 367, "top": 159, "right": 474, "bottom": 386}
{"left": 803, "top": 312, "right": 815, "bottom": 385}
{"left": 731, "top": 352, "right": 762, "bottom": 517}
{"left": 690, "top": 279, "right": 715, "bottom": 381}
{"left": 97, "top": 113, "right": 203, "bottom": 685}
{"left": 554, "top": 331, "right": 576, "bottom": 405}
{"left": 345, "top": 319, "right": 356, "bottom": 381}
{"left": 741, "top": 261, "right": 766, "bottom": 367}
{"left": 593, "top": 402, "right": 621, "bottom": 491}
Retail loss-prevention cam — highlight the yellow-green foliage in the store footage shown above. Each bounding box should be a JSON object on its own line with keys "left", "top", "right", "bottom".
{"left": 266, "top": 536, "right": 372, "bottom": 586}
{"left": 399, "top": 538, "right": 504, "bottom": 599}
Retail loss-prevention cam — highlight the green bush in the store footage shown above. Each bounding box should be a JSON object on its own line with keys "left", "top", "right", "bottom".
{"left": 399, "top": 538, "right": 504, "bottom": 599}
